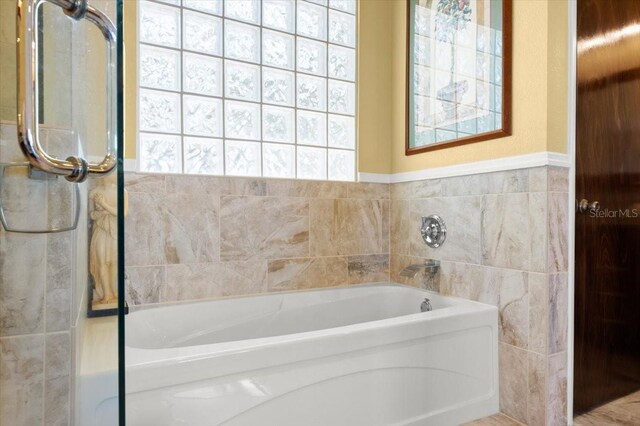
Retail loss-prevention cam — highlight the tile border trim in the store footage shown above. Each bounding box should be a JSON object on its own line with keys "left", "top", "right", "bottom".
{"left": 359, "top": 151, "right": 570, "bottom": 184}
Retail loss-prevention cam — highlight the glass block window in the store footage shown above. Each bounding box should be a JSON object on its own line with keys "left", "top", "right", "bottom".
{"left": 138, "top": 0, "right": 357, "bottom": 181}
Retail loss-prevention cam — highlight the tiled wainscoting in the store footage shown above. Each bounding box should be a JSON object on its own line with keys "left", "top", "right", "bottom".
{"left": 0, "top": 123, "right": 82, "bottom": 424}
{"left": 390, "top": 167, "right": 570, "bottom": 426}
{"left": 124, "top": 165, "right": 570, "bottom": 426}
{"left": 124, "top": 174, "right": 391, "bottom": 305}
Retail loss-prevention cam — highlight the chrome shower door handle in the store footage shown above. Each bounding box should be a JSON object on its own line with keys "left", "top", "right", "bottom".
{"left": 16, "top": 0, "right": 117, "bottom": 183}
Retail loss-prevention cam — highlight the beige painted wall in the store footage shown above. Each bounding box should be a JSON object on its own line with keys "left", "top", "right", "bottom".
{"left": 124, "top": 0, "right": 569, "bottom": 172}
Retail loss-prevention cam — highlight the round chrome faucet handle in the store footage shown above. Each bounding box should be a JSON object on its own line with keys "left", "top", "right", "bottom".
{"left": 420, "top": 215, "right": 447, "bottom": 248}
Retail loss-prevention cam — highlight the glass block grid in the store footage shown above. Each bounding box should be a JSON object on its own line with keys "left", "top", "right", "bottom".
{"left": 138, "top": 0, "right": 357, "bottom": 181}
{"left": 412, "top": 1, "right": 503, "bottom": 145}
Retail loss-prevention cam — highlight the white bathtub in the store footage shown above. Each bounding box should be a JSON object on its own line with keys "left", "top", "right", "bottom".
{"left": 124, "top": 283, "right": 498, "bottom": 425}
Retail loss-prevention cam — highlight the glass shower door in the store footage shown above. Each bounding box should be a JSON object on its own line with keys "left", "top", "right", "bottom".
{"left": 0, "top": 0, "right": 124, "bottom": 424}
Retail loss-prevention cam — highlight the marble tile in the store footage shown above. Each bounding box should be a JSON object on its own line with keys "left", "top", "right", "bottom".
{"left": 46, "top": 288, "right": 71, "bottom": 333}
{"left": 390, "top": 179, "right": 442, "bottom": 200}
{"left": 310, "top": 198, "right": 389, "bottom": 256}
{"left": 547, "top": 352, "right": 567, "bottom": 426}
{"left": 267, "top": 179, "right": 348, "bottom": 198}
{"left": 166, "top": 175, "right": 267, "bottom": 197}
{"left": 528, "top": 192, "right": 548, "bottom": 273}
{"left": 411, "top": 196, "right": 482, "bottom": 264}
{"left": 125, "top": 173, "right": 166, "bottom": 193}
{"left": 45, "top": 332, "right": 70, "bottom": 380}
{"left": 0, "top": 335, "right": 44, "bottom": 425}
{"left": 528, "top": 273, "right": 548, "bottom": 355}
{"left": 549, "top": 273, "right": 568, "bottom": 354}
{"left": 164, "top": 261, "right": 266, "bottom": 301}
{"left": 482, "top": 193, "right": 533, "bottom": 271}
{"left": 495, "top": 269, "right": 529, "bottom": 349}
{"left": 347, "top": 183, "right": 390, "bottom": 199}
{"left": 485, "top": 169, "right": 529, "bottom": 194}
{"left": 499, "top": 343, "right": 529, "bottom": 424}
{"left": 125, "top": 266, "right": 165, "bottom": 306}
{"left": 347, "top": 254, "right": 389, "bottom": 284}
{"left": 548, "top": 167, "right": 569, "bottom": 193}
{"left": 46, "top": 233, "right": 72, "bottom": 332}
{"left": 390, "top": 199, "right": 413, "bottom": 256}
{"left": 439, "top": 262, "right": 499, "bottom": 305}
{"left": 464, "top": 413, "right": 524, "bottom": 425}
{"left": 527, "top": 351, "right": 546, "bottom": 426}
{"left": 267, "top": 257, "right": 348, "bottom": 291}
{"left": 125, "top": 189, "right": 220, "bottom": 266}
{"left": 548, "top": 192, "right": 569, "bottom": 273}
{"left": 0, "top": 233, "right": 46, "bottom": 336}
{"left": 390, "top": 254, "right": 440, "bottom": 291}
{"left": 220, "top": 196, "right": 309, "bottom": 261}
{"left": 528, "top": 167, "right": 548, "bottom": 193}
{"left": 44, "top": 333, "right": 70, "bottom": 425}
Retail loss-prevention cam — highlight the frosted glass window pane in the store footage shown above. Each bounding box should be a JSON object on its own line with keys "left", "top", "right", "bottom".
{"left": 183, "top": 10, "right": 223, "bottom": 55}
{"left": 156, "top": 0, "right": 180, "bottom": 5}
{"left": 328, "top": 9, "right": 355, "bottom": 47}
{"left": 224, "top": 0, "right": 260, "bottom": 24}
{"left": 183, "top": 52, "right": 222, "bottom": 96}
{"left": 297, "top": 146, "right": 327, "bottom": 180}
{"left": 297, "top": 38, "right": 327, "bottom": 76}
{"left": 297, "top": 75, "right": 326, "bottom": 111}
{"left": 183, "top": 137, "right": 224, "bottom": 175}
{"left": 225, "top": 140, "right": 262, "bottom": 176}
{"left": 263, "top": 105, "right": 295, "bottom": 143}
{"left": 263, "top": 0, "right": 295, "bottom": 33}
{"left": 328, "top": 149, "right": 354, "bottom": 181}
{"left": 328, "top": 45, "right": 355, "bottom": 81}
{"left": 297, "top": 110, "right": 326, "bottom": 146}
{"left": 139, "top": 45, "right": 180, "bottom": 91}
{"left": 225, "top": 100, "right": 261, "bottom": 140}
{"left": 224, "top": 60, "right": 260, "bottom": 102}
{"left": 327, "top": 114, "right": 354, "bottom": 149}
{"left": 183, "top": 0, "right": 223, "bottom": 15}
{"left": 225, "top": 20, "right": 261, "bottom": 63}
{"left": 328, "top": 80, "right": 355, "bottom": 115}
{"left": 139, "top": 2, "right": 181, "bottom": 48}
{"left": 262, "top": 30, "right": 295, "bottom": 70}
{"left": 139, "top": 133, "right": 182, "bottom": 173}
{"left": 306, "top": 0, "right": 327, "bottom": 6}
{"left": 183, "top": 95, "right": 223, "bottom": 137}
{"left": 263, "top": 143, "right": 295, "bottom": 178}
{"left": 262, "top": 68, "right": 295, "bottom": 106}
{"left": 329, "top": 0, "right": 356, "bottom": 14}
{"left": 139, "top": 89, "right": 181, "bottom": 133}
{"left": 297, "top": 1, "right": 327, "bottom": 41}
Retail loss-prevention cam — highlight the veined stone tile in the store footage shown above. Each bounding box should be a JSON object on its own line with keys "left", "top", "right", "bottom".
{"left": 44, "top": 374, "right": 70, "bottom": 425}
{"left": 45, "top": 332, "right": 70, "bottom": 381}
{"left": 267, "top": 257, "right": 348, "bottom": 291}
{"left": 390, "top": 199, "right": 413, "bottom": 256}
{"left": 549, "top": 273, "right": 568, "bottom": 354}
{"left": 548, "top": 167, "right": 569, "bottom": 193}
{"left": 499, "top": 343, "right": 528, "bottom": 424}
{"left": 439, "top": 262, "right": 499, "bottom": 305}
{"left": 125, "top": 173, "right": 166, "bottom": 194}
{"left": 527, "top": 351, "right": 547, "bottom": 426}
{"left": 485, "top": 169, "right": 529, "bottom": 194}
{"left": 390, "top": 179, "right": 442, "bottom": 200}
{"left": 0, "top": 233, "right": 46, "bottom": 336}
{"left": 547, "top": 352, "right": 567, "bottom": 426}
{"left": 440, "top": 174, "right": 488, "bottom": 196}
{"left": 164, "top": 261, "right": 266, "bottom": 301}
{"left": 267, "top": 179, "right": 349, "bottom": 198}
{"left": 125, "top": 266, "right": 165, "bottom": 306}
{"left": 482, "top": 193, "right": 532, "bottom": 271}
{"left": 46, "top": 233, "right": 72, "bottom": 332}
{"left": 46, "top": 288, "right": 71, "bottom": 333}
{"left": 220, "top": 196, "right": 309, "bottom": 261}
{"left": 124, "top": 192, "right": 169, "bottom": 266}
{"left": 164, "top": 174, "right": 267, "bottom": 197}
{"left": 529, "top": 192, "right": 548, "bottom": 273}
{"left": 528, "top": 273, "right": 548, "bottom": 355}
{"left": 347, "top": 254, "right": 389, "bottom": 284}
{"left": 310, "top": 198, "right": 389, "bottom": 256}
{"left": 0, "top": 335, "right": 44, "bottom": 425}
{"left": 411, "top": 196, "right": 482, "bottom": 264}
{"left": 346, "top": 183, "right": 390, "bottom": 199}
{"left": 495, "top": 268, "right": 529, "bottom": 349}
{"left": 529, "top": 167, "right": 548, "bottom": 193}
{"left": 548, "top": 192, "right": 569, "bottom": 273}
